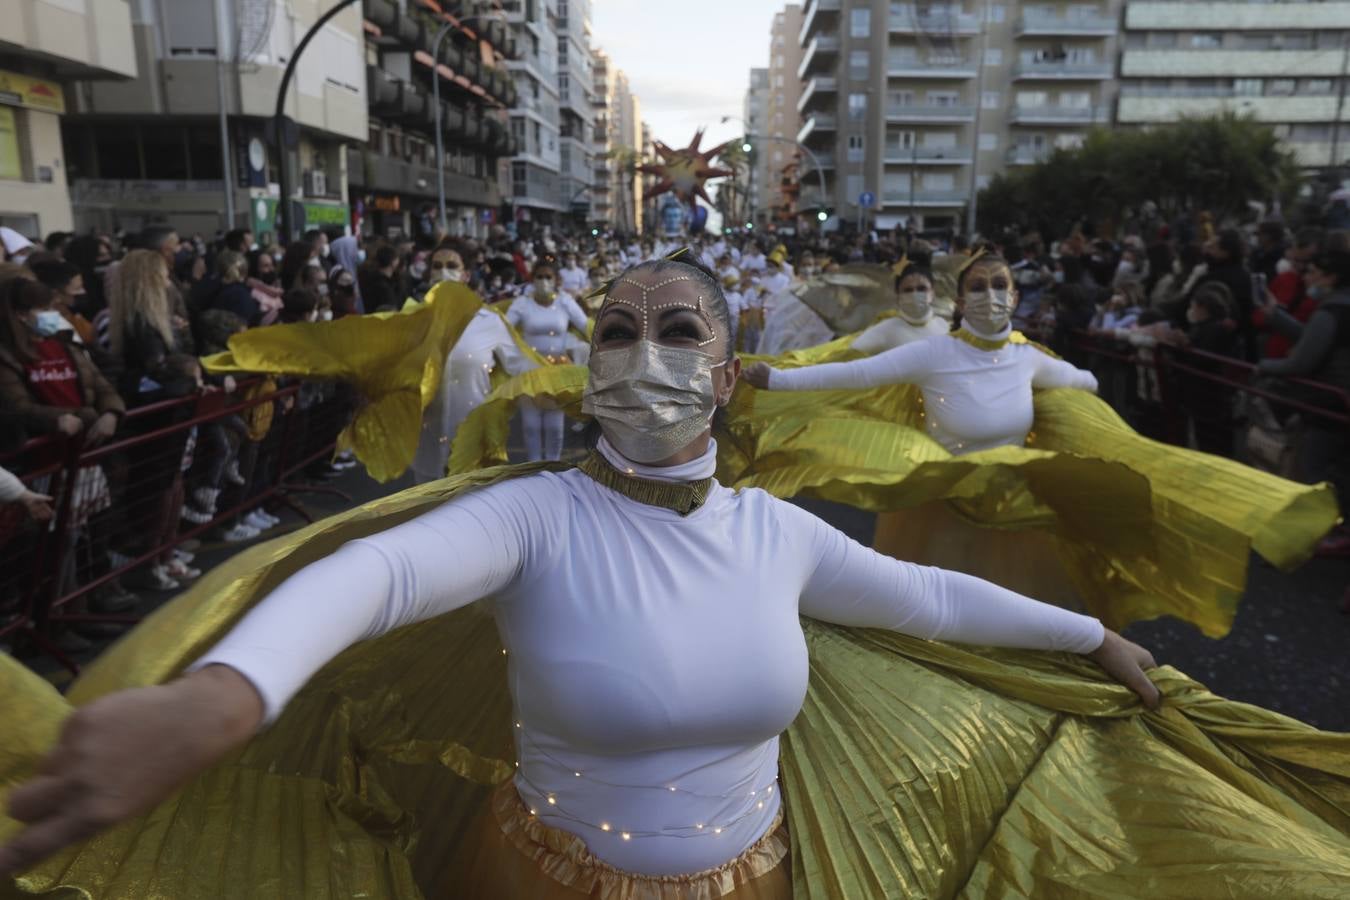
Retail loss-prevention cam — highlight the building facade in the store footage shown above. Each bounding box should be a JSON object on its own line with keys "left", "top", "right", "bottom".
{"left": 590, "top": 49, "right": 643, "bottom": 232}
{"left": 764, "top": 5, "right": 805, "bottom": 226}
{"left": 504, "top": 0, "right": 594, "bottom": 231}
{"left": 62, "top": 0, "right": 367, "bottom": 239}
{"left": 798, "top": 0, "right": 1124, "bottom": 233}
{"left": 0, "top": 0, "right": 136, "bottom": 237}
{"left": 743, "top": 68, "right": 770, "bottom": 225}
{"left": 355, "top": 0, "right": 513, "bottom": 240}
{"left": 1118, "top": 1, "right": 1350, "bottom": 170}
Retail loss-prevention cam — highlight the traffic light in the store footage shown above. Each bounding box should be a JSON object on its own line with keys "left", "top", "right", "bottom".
{"left": 816, "top": 209, "right": 829, "bottom": 222}
{"left": 741, "top": 141, "right": 753, "bottom": 153}
{"left": 746, "top": 222, "right": 755, "bottom": 231}
{"left": 591, "top": 228, "right": 599, "bottom": 236}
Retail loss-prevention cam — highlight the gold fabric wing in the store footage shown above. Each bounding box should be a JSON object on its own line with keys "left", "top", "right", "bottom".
{"left": 2, "top": 464, "right": 1349, "bottom": 899}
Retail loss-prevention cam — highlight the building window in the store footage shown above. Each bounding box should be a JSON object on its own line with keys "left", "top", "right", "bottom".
{"left": 922, "top": 172, "right": 954, "bottom": 191}
{"left": 1147, "top": 32, "right": 1177, "bottom": 49}
{"left": 1190, "top": 33, "right": 1222, "bottom": 49}
{"left": 982, "top": 91, "right": 1000, "bottom": 109}
{"left": 985, "top": 4, "right": 1005, "bottom": 23}
{"left": 978, "top": 132, "right": 997, "bottom": 151}
{"left": 1059, "top": 91, "right": 1091, "bottom": 108}
{"left": 849, "top": 50, "right": 870, "bottom": 80}
{"left": 1234, "top": 78, "right": 1263, "bottom": 96}
{"left": 887, "top": 129, "right": 917, "bottom": 152}
{"left": 848, "top": 93, "right": 868, "bottom": 120}
{"left": 984, "top": 48, "right": 1002, "bottom": 66}
{"left": 1302, "top": 78, "right": 1333, "bottom": 95}
{"left": 847, "top": 133, "right": 865, "bottom": 163}
{"left": 921, "top": 130, "right": 958, "bottom": 149}
{"left": 533, "top": 121, "right": 542, "bottom": 151}
{"left": 1017, "top": 90, "right": 1048, "bottom": 107}
{"left": 1268, "top": 79, "right": 1296, "bottom": 97}
{"left": 850, "top": 8, "right": 870, "bottom": 37}
{"left": 926, "top": 91, "right": 959, "bottom": 107}
{"left": 890, "top": 89, "right": 915, "bottom": 106}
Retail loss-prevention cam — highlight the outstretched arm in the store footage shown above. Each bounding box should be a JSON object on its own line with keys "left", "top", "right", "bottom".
{"left": 785, "top": 502, "right": 1157, "bottom": 702}
{"left": 1030, "top": 349, "right": 1099, "bottom": 392}
{"left": 747, "top": 338, "right": 936, "bottom": 391}
{"left": 0, "top": 477, "right": 558, "bottom": 875}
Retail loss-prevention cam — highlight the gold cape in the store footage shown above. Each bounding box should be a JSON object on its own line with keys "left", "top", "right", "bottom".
{"left": 2, "top": 463, "right": 1349, "bottom": 899}
{"left": 444, "top": 331, "right": 1337, "bottom": 639}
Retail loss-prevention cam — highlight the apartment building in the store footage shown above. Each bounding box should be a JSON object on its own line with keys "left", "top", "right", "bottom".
{"left": 744, "top": 68, "right": 770, "bottom": 224}
{"left": 60, "top": 0, "right": 366, "bottom": 238}
{"left": 505, "top": 0, "right": 593, "bottom": 229}
{"left": 1118, "top": 1, "right": 1350, "bottom": 170}
{"left": 356, "top": 0, "right": 514, "bottom": 239}
{"left": 798, "top": 0, "right": 1123, "bottom": 232}
{"left": 0, "top": 1, "right": 136, "bottom": 236}
{"left": 765, "top": 5, "right": 805, "bottom": 225}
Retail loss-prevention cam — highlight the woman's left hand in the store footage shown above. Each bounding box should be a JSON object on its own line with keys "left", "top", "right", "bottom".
{"left": 1087, "top": 630, "right": 1161, "bottom": 709}
{"left": 743, "top": 362, "right": 774, "bottom": 389}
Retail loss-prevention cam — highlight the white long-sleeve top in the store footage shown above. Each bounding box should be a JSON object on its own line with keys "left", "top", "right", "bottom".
{"left": 850, "top": 316, "right": 951, "bottom": 356}
{"left": 0, "top": 465, "right": 26, "bottom": 503}
{"left": 769, "top": 325, "right": 1099, "bottom": 454}
{"left": 412, "top": 310, "right": 534, "bottom": 483}
{"left": 559, "top": 265, "right": 590, "bottom": 296}
{"left": 506, "top": 293, "right": 588, "bottom": 359}
{"left": 192, "top": 440, "right": 1104, "bottom": 878}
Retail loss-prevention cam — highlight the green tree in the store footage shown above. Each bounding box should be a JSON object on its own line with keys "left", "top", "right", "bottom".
{"left": 977, "top": 114, "right": 1302, "bottom": 238}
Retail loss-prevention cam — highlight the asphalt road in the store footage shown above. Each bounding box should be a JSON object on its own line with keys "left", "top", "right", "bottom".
{"left": 21, "top": 448, "right": 1349, "bottom": 733}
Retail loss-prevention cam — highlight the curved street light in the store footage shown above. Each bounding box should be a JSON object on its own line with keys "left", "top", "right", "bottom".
{"left": 719, "top": 115, "right": 829, "bottom": 228}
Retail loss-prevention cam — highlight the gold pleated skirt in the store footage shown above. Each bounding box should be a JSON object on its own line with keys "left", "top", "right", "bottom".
{"left": 443, "top": 782, "right": 791, "bottom": 900}
{"left": 872, "top": 501, "right": 1084, "bottom": 611}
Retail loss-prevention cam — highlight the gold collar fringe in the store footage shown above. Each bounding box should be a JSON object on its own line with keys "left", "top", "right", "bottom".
{"left": 576, "top": 451, "right": 713, "bottom": 516}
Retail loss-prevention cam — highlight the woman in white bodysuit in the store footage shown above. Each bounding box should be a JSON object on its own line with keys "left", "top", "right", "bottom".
{"left": 0, "top": 256, "right": 1158, "bottom": 899}
{"left": 506, "top": 263, "right": 588, "bottom": 461}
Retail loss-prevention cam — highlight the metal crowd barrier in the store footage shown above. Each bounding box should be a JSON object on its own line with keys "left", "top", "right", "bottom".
{"left": 0, "top": 379, "right": 354, "bottom": 674}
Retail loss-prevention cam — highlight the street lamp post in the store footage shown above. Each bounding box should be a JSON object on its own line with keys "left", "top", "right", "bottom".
{"left": 273, "top": 0, "right": 360, "bottom": 244}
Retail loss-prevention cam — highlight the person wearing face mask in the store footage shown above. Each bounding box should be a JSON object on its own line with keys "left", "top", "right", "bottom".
{"left": 47, "top": 257, "right": 1330, "bottom": 900}
{"left": 327, "top": 265, "right": 357, "bottom": 319}
{"left": 328, "top": 235, "right": 365, "bottom": 313}
{"left": 421, "top": 248, "right": 467, "bottom": 298}
{"left": 506, "top": 264, "right": 589, "bottom": 461}
{"left": 850, "top": 266, "right": 951, "bottom": 356}
{"left": 558, "top": 253, "right": 589, "bottom": 296}
{"left": 358, "top": 244, "right": 402, "bottom": 314}
{"left": 29, "top": 259, "right": 98, "bottom": 347}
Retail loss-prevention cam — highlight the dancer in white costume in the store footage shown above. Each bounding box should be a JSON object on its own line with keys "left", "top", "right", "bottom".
{"left": 507, "top": 263, "right": 589, "bottom": 461}
{"left": 411, "top": 307, "right": 534, "bottom": 484}
{"left": 850, "top": 265, "right": 952, "bottom": 355}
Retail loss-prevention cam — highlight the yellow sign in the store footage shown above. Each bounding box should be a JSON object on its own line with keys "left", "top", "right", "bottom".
{"left": 0, "top": 107, "right": 20, "bottom": 180}
{"left": 0, "top": 69, "right": 65, "bottom": 115}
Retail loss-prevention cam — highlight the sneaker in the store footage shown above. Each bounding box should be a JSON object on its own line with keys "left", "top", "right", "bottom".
{"left": 148, "top": 565, "right": 181, "bottom": 591}
{"left": 220, "top": 523, "right": 260, "bottom": 543}
{"left": 224, "top": 460, "right": 246, "bottom": 486}
{"left": 171, "top": 548, "right": 195, "bottom": 565}
{"left": 181, "top": 504, "right": 215, "bottom": 525}
{"left": 255, "top": 509, "right": 281, "bottom": 527}
{"left": 164, "top": 558, "right": 201, "bottom": 580}
{"left": 89, "top": 582, "right": 139, "bottom": 614}
{"left": 243, "top": 510, "right": 274, "bottom": 532}
{"left": 107, "top": 550, "right": 134, "bottom": 570}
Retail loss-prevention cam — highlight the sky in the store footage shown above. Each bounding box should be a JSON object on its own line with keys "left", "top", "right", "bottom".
{"left": 589, "top": 1, "right": 780, "bottom": 153}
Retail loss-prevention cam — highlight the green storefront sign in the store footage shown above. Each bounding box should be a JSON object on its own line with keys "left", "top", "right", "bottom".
{"left": 249, "top": 197, "right": 349, "bottom": 238}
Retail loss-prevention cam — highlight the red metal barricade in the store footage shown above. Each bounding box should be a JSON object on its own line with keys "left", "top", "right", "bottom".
{"left": 0, "top": 380, "right": 354, "bottom": 674}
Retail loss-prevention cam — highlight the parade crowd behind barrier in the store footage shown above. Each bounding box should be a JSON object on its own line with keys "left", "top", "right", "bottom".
{"left": 2, "top": 204, "right": 1349, "bottom": 672}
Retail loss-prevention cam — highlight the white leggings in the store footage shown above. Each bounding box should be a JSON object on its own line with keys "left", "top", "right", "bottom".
{"left": 519, "top": 400, "right": 565, "bottom": 462}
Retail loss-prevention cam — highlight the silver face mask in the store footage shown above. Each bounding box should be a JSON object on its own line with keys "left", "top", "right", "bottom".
{"left": 897, "top": 288, "right": 934, "bottom": 325}
{"left": 581, "top": 340, "right": 719, "bottom": 464}
{"left": 963, "top": 289, "right": 1016, "bottom": 334}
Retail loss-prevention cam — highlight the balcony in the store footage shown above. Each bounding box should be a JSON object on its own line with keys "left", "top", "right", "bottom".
{"left": 1008, "top": 105, "right": 1111, "bottom": 125}
{"left": 805, "top": 150, "right": 836, "bottom": 170}
{"left": 1120, "top": 49, "right": 1344, "bottom": 79}
{"left": 886, "top": 55, "right": 978, "bottom": 79}
{"left": 441, "top": 102, "right": 467, "bottom": 138}
{"left": 1016, "top": 10, "right": 1118, "bottom": 37}
{"left": 799, "top": 0, "right": 842, "bottom": 47}
{"left": 796, "top": 112, "right": 837, "bottom": 144}
{"left": 883, "top": 146, "right": 974, "bottom": 166}
{"left": 1288, "top": 141, "right": 1350, "bottom": 169}
{"left": 1012, "top": 60, "right": 1113, "bottom": 80}
{"left": 886, "top": 103, "right": 977, "bottom": 123}
{"left": 364, "top": 0, "right": 422, "bottom": 47}
{"left": 798, "top": 34, "right": 841, "bottom": 80}
{"left": 1116, "top": 94, "right": 1341, "bottom": 125}
{"left": 888, "top": 8, "right": 981, "bottom": 35}
{"left": 346, "top": 147, "right": 501, "bottom": 206}
{"left": 797, "top": 75, "right": 839, "bottom": 112}
{"left": 367, "top": 64, "right": 401, "bottom": 111}
{"left": 881, "top": 189, "right": 970, "bottom": 207}
{"left": 1006, "top": 146, "right": 1056, "bottom": 166}
{"left": 1125, "top": 2, "right": 1350, "bottom": 32}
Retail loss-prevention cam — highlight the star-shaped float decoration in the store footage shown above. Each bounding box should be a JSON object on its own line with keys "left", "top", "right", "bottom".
{"left": 637, "top": 129, "right": 735, "bottom": 209}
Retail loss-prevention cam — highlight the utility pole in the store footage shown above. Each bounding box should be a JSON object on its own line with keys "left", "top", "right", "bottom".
{"left": 213, "top": 0, "right": 237, "bottom": 230}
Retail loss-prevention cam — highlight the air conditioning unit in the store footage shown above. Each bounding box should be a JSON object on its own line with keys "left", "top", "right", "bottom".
{"left": 303, "top": 169, "right": 328, "bottom": 196}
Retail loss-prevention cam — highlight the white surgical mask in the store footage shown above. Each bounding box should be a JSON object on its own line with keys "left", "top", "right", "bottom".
{"left": 582, "top": 340, "right": 720, "bottom": 464}
{"left": 33, "top": 310, "right": 66, "bottom": 337}
{"left": 897, "top": 288, "right": 934, "bottom": 325}
{"left": 962, "top": 288, "right": 1016, "bottom": 334}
